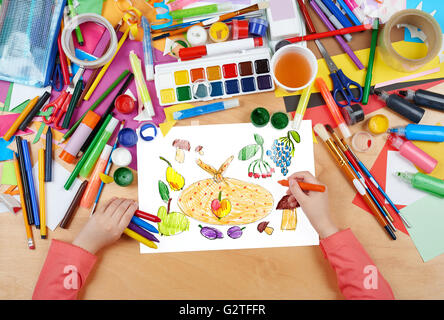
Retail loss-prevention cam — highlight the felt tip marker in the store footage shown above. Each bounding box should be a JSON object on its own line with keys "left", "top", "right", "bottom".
{"left": 314, "top": 0, "right": 353, "bottom": 41}
{"left": 178, "top": 37, "right": 263, "bottom": 59}
{"left": 336, "top": 0, "right": 361, "bottom": 26}
{"left": 173, "top": 99, "right": 240, "bottom": 120}
{"left": 344, "top": 0, "right": 366, "bottom": 23}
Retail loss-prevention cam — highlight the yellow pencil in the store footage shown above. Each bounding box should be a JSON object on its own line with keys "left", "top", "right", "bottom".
{"left": 3, "top": 96, "right": 39, "bottom": 141}
{"left": 38, "top": 149, "right": 47, "bottom": 239}
{"left": 13, "top": 154, "right": 35, "bottom": 249}
{"left": 83, "top": 28, "right": 130, "bottom": 101}
{"left": 123, "top": 228, "right": 157, "bottom": 249}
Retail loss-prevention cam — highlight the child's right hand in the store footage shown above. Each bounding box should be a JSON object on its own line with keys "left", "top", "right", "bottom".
{"left": 286, "top": 171, "right": 339, "bottom": 239}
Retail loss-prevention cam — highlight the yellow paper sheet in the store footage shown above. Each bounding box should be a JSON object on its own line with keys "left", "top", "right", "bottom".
{"left": 413, "top": 124, "right": 444, "bottom": 179}
{"left": 159, "top": 103, "right": 195, "bottom": 136}
{"left": 275, "top": 41, "right": 444, "bottom": 98}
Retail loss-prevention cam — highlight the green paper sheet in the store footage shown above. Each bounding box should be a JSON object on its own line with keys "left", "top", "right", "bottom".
{"left": 1, "top": 161, "right": 17, "bottom": 185}
{"left": 0, "top": 99, "right": 51, "bottom": 117}
{"left": 76, "top": 0, "right": 104, "bottom": 15}
{"left": 401, "top": 196, "right": 444, "bottom": 262}
{"left": 4, "top": 83, "right": 13, "bottom": 109}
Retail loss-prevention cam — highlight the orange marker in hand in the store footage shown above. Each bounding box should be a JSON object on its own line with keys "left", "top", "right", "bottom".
{"left": 277, "top": 179, "right": 326, "bottom": 192}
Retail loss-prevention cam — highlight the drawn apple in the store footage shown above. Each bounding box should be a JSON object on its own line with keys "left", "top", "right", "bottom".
{"left": 211, "top": 191, "right": 231, "bottom": 219}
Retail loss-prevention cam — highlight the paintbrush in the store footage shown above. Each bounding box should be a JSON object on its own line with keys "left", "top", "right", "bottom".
{"left": 152, "top": 1, "right": 270, "bottom": 40}
{"left": 314, "top": 123, "right": 396, "bottom": 240}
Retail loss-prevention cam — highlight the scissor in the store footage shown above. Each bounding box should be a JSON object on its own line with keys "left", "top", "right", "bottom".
{"left": 317, "top": 41, "right": 362, "bottom": 107}
{"left": 42, "top": 68, "right": 84, "bottom": 130}
{"left": 50, "top": 54, "right": 64, "bottom": 92}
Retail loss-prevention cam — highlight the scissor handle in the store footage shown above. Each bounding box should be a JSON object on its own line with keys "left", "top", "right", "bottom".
{"left": 42, "top": 91, "right": 69, "bottom": 124}
{"left": 54, "top": 93, "right": 72, "bottom": 130}
{"left": 333, "top": 70, "right": 363, "bottom": 107}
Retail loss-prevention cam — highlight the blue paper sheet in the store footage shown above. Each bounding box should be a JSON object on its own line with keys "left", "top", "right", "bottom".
{"left": 0, "top": 137, "right": 13, "bottom": 161}
{"left": 405, "top": 0, "right": 444, "bottom": 43}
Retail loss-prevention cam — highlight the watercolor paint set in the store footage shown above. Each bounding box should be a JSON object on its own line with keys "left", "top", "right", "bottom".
{"left": 154, "top": 48, "right": 275, "bottom": 106}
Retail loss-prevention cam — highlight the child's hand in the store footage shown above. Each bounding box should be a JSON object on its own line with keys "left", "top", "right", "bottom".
{"left": 72, "top": 197, "right": 138, "bottom": 254}
{"left": 286, "top": 171, "right": 338, "bottom": 239}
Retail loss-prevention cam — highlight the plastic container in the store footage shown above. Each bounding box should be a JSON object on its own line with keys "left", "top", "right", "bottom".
{"left": 114, "top": 167, "right": 134, "bottom": 186}
{"left": 249, "top": 18, "right": 269, "bottom": 37}
{"left": 389, "top": 124, "right": 444, "bottom": 142}
{"left": 388, "top": 133, "right": 437, "bottom": 173}
{"left": 232, "top": 19, "right": 249, "bottom": 40}
{"left": 60, "top": 110, "right": 101, "bottom": 164}
{"left": 250, "top": 107, "right": 270, "bottom": 127}
{"left": 118, "top": 128, "right": 138, "bottom": 147}
{"left": 115, "top": 94, "right": 136, "bottom": 114}
{"left": 270, "top": 112, "right": 289, "bottom": 129}
{"left": 111, "top": 147, "right": 132, "bottom": 167}
{"left": 396, "top": 171, "right": 444, "bottom": 197}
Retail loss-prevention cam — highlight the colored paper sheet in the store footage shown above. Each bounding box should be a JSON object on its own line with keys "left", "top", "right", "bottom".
{"left": 385, "top": 150, "right": 427, "bottom": 206}
{"left": 0, "top": 114, "right": 34, "bottom": 137}
{"left": 137, "top": 121, "right": 318, "bottom": 254}
{"left": 8, "top": 83, "right": 51, "bottom": 111}
{"left": 159, "top": 103, "right": 195, "bottom": 136}
{"left": 0, "top": 80, "right": 9, "bottom": 104}
{"left": 275, "top": 41, "right": 444, "bottom": 98}
{"left": 400, "top": 195, "right": 444, "bottom": 262}
{"left": 405, "top": 0, "right": 444, "bottom": 43}
{"left": 413, "top": 139, "right": 444, "bottom": 179}
{"left": 0, "top": 137, "right": 13, "bottom": 161}
{"left": 1, "top": 161, "right": 17, "bottom": 185}
{"left": 75, "top": 0, "right": 104, "bottom": 15}
{"left": 32, "top": 161, "right": 83, "bottom": 231}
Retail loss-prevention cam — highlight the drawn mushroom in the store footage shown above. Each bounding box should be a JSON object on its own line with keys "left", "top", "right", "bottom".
{"left": 195, "top": 145, "right": 204, "bottom": 155}
{"left": 257, "top": 221, "right": 274, "bottom": 235}
{"left": 276, "top": 195, "right": 298, "bottom": 231}
{"left": 172, "top": 139, "right": 190, "bottom": 163}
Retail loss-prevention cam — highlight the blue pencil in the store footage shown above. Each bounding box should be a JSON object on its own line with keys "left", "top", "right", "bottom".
{"left": 321, "top": 0, "right": 353, "bottom": 28}
{"left": 22, "top": 139, "right": 40, "bottom": 228}
{"left": 131, "top": 216, "right": 159, "bottom": 234}
{"left": 336, "top": 0, "right": 361, "bottom": 26}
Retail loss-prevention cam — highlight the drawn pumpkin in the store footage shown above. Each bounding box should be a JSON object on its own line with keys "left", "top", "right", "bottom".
{"left": 160, "top": 156, "right": 185, "bottom": 191}
{"left": 178, "top": 156, "right": 274, "bottom": 225}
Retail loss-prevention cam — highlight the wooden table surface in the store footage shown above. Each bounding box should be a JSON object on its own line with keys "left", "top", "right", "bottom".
{"left": 1, "top": 11, "right": 444, "bottom": 300}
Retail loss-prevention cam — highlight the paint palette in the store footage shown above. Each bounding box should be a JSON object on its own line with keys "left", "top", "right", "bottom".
{"left": 154, "top": 48, "right": 275, "bottom": 106}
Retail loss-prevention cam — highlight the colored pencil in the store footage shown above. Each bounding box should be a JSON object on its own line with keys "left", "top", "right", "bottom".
{"left": 22, "top": 139, "right": 40, "bottom": 228}
{"left": 15, "top": 137, "right": 34, "bottom": 225}
{"left": 38, "top": 149, "right": 47, "bottom": 239}
{"left": 3, "top": 97, "right": 39, "bottom": 141}
{"left": 284, "top": 23, "right": 371, "bottom": 43}
{"left": 45, "top": 127, "right": 53, "bottom": 182}
{"left": 60, "top": 180, "right": 88, "bottom": 228}
{"left": 13, "top": 154, "right": 35, "bottom": 250}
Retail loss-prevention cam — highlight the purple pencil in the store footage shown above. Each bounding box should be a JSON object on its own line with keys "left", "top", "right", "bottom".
{"left": 310, "top": 0, "right": 364, "bottom": 70}
{"left": 128, "top": 222, "right": 160, "bottom": 243}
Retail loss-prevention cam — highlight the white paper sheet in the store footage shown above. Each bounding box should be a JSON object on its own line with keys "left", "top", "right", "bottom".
{"left": 137, "top": 121, "right": 319, "bottom": 254}
{"left": 32, "top": 161, "right": 83, "bottom": 230}
{"left": 9, "top": 83, "right": 51, "bottom": 111}
{"left": 385, "top": 150, "right": 426, "bottom": 206}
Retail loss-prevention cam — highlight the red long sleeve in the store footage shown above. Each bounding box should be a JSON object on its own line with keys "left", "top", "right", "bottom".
{"left": 32, "top": 240, "right": 97, "bottom": 300}
{"left": 320, "top": 228, "right": 395, "bottom": 300}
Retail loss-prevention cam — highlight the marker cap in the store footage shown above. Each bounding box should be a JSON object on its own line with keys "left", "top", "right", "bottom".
{"left": 83, "top": 110, "right": 101, "bottom": 129}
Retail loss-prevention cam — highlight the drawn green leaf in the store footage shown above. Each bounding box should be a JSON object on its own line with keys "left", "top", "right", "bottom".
{"left": 289, "top": 130, "right": 301, "bottom": 143}
{"left": 158, "top": 180, "right": 170, "bottom": 202}
{"left": 254, "top": 133, "right": 264, "bottom": 145}
{"left": 238, "top": 144, "right": 259, "bottom": 161}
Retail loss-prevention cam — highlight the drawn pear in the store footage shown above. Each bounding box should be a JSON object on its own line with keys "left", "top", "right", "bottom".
{"left": 160, "top": 156, "right": 185, "bottom": 191}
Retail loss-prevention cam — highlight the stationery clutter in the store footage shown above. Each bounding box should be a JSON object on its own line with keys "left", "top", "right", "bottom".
{"left": 0, "top": 0, "right": 443, "bottom": 263}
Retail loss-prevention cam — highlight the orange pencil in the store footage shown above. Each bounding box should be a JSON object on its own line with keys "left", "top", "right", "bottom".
{"left": 13, "top": 154, "right": 35, "bottom": 250}
{"left": 3, "top": 96, "right": 39, "bottom": 141}
{"left": 278, "top": 180, "right": 326, "bottom": 192}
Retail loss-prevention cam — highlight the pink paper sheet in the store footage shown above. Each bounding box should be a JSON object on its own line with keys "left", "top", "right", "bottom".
{"left": 0, "top": 114, "right": 34, "bottom": 137}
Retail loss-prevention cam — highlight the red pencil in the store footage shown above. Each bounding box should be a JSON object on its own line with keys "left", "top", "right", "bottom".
{"left": 286, "top": 24, "right": 372, "bottom": 43}
{"left": 135, "top": 210, "right": 161, "bottom": 223}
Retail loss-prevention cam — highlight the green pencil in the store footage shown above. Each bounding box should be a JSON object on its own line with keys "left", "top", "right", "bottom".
{"left": 61, "top": 69, "right": 130, "bottom": 143}
{"left": 64, "top": 114, "right": 113, "bottom": 190}
{"left": 362, "top": 18, "right": 379, "bottom": 105}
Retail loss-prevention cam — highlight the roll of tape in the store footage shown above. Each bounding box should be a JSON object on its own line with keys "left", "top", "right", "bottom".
{"left": 61, "top": 13, "right": 118, "bottom": 69}
{"left": 378, "top": 9, "right": 442, "bottom": 72}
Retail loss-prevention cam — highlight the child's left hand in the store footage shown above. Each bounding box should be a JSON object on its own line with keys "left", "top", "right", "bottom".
{"left": 72, "top": 197, "right": 138, "bottom": 254}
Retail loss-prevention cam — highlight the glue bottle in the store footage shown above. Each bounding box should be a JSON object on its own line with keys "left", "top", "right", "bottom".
{"left": 389, "top": 124, "right": 444, "bottom": 142}
{"left": 374, "top": 89, "right": 425, "bottom": 123}
{"left": 399, "top": 89, "right": 444, "bottom": 112}
{"left": 396, "top": 172, "right": 444, "bottom": 198}
{"left": 59, "top": 110, "right": 101, "bottom": 164}
{"left": 387, "top": 133, "right": 437, "bottom": 173}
